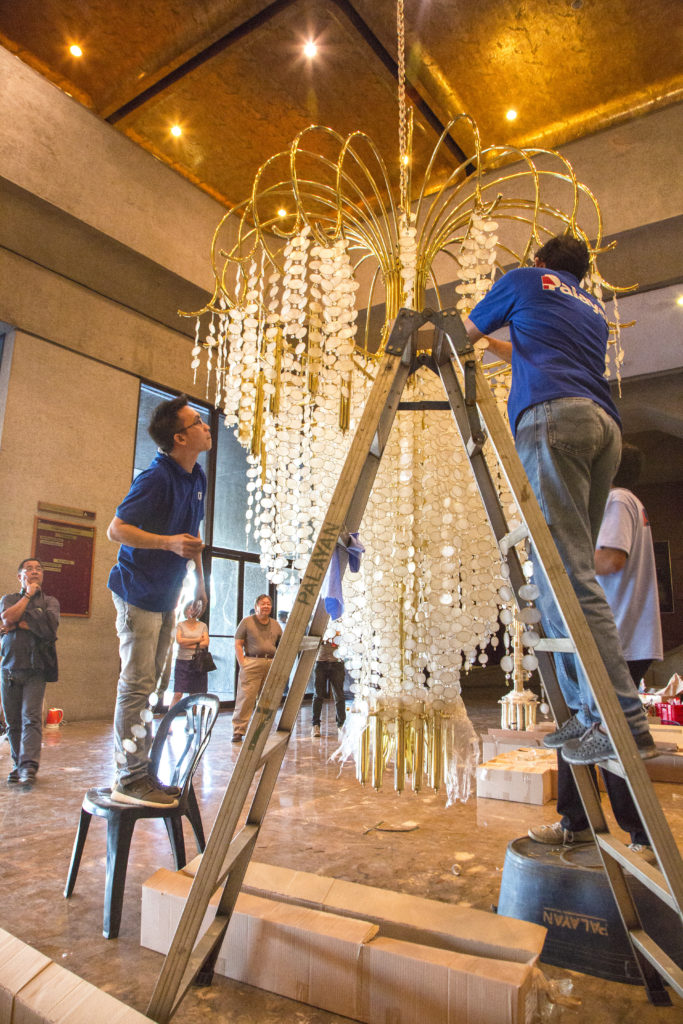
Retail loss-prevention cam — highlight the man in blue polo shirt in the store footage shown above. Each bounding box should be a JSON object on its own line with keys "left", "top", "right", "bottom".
{"left": 465, "top": 234, "right": 655, "bottom": 764}
{"left": 107, "top": 395, "right": 211, "bottom": 806}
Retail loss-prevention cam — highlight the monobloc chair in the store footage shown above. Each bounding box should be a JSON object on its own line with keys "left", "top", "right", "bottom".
{"left": 64, "top": 693, "right": 220, "bottom": 938}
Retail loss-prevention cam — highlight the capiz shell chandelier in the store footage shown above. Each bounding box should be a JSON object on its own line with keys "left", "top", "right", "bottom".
{"left": 185, "top": 12, "right": 628, "bottom": 803}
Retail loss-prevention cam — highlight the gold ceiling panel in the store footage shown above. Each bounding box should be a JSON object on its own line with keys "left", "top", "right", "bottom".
{"left": 0, "top": 0, "right": 680, "bottom": 208}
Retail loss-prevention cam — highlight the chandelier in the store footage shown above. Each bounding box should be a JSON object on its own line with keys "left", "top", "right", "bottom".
{"left": 185, "top": 1, "right": 629, "bottom": 804}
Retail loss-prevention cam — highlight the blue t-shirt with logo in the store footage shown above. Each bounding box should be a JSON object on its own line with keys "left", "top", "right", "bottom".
{"left": 108, "top": 453, "right": 206, "bottom": 612}
{"left": 469, "top": 266, "right": 620, "bottom": 436}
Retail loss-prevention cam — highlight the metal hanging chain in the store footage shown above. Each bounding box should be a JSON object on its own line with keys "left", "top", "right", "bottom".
{"left": 397, "top": 0, "right": 408, "bottom": 214}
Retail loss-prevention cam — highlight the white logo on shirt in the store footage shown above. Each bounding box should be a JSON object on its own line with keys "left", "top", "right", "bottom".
{"left": 541, "top": 273, "right": 606, "bottom": 320}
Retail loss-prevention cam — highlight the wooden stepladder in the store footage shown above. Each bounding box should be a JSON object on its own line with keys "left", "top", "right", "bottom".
{"left": 147, "top": 309, "right": 682, "bottom": 1022}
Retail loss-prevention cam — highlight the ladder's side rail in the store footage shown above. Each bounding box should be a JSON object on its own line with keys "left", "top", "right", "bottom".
{"left": 147, "top": 315, "right": 418, "bottom": 1023}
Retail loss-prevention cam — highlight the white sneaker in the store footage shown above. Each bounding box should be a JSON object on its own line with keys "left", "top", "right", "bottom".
{"left": 311, "top": 725, "right": 321, "bottom": 738}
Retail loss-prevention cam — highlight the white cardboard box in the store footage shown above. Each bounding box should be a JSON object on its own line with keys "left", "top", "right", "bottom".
{"left": 477, "top": 748, "right": 557, "bottom": 805}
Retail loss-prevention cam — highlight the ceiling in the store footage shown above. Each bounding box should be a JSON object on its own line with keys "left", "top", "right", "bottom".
{"left": 1, "top": 0, "right": 681, "bottom": 210}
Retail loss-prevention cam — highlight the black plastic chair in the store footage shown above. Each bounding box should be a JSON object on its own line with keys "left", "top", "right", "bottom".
{"left": 64, "top": 694, "right": 220, "bottom": 938}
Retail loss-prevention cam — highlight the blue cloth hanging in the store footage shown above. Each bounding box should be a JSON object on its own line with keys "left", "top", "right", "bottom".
{"left": 323, "top": 532, "right": 365, "bottom": 620}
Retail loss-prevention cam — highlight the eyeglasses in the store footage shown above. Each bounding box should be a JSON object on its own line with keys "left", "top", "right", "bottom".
{"left": 177, "top": 414, "right": 205, "bottom": 433}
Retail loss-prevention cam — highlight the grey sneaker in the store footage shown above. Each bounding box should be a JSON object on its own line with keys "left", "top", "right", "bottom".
{"left": 543, "top": 714, "right": 586, "bottom": 748}
{"left": 562, "top": 724, "right": 614, "bottom": 764}
{"left": 563, "top": 725, "right": 659, "bottom": 765}
{"left": 311, "top": 725, "right": 321, "bottom": 737}
{"left": 111, "top": 777, "right": 178, "bottom": 808}
{"left": 6, "top": 767, "right": 19, "bottom": 784}
{"left": 528, "top": 821, "right": 594, "bottom": 845}
{"left": 628, "top": 843, "right": 657, "bottom": 865}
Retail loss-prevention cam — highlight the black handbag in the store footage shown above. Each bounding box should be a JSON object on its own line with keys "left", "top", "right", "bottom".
{"left": 192, "top": 646, "right": 217, "bottom": 672}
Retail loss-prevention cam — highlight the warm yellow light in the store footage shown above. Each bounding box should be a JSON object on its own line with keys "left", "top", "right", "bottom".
{"left": 677, "top": 296, "right": 683, "bottom": 307}
{"left": 278, "top": 208, "right": 288, "bottom": 218}
{"left": 505, "top": 109, "right": 518, "bottom": 122}
{"left": 303, "top": 40, "right": 318, "bottom": 58}
{"left": 401, "top": 154, "right": 410, "bottom": 166}
{"left": 69, "top": 44, "right": 82, "bottom": 58}
{"left": 171, "top": 124, "right": 182, "bottom": 137}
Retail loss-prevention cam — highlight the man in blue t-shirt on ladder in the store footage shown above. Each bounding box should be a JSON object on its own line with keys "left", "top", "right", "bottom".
{"left": 465, "top": 234, "right": 656, "bottom": 765}
{"left": 107, "top": 395, "right": 211, "bottom": 807}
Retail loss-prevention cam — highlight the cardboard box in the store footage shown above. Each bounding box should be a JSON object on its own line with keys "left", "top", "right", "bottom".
{"left": 650, "top": 723, "right": 683, "bottom": 749}
{"left": 151, "top": 862, "right": 546, "bottom": 969}
{"left": 0, "top": 928, "right": 150, "bottom": 1024}
{"left": 599, "top": 751, "right": 683, "bottom": 787}
{"left": 477, "top": 749, "right": 557, "bottom": 805}
{"left": 359, "top": 936, "right": 535, "bottom": 1024}
{"left": 0, "top": 930, "right": 50, "bottom": 1023}
{"left": 141, "top": 869, "right": 541, "bottom": 1024}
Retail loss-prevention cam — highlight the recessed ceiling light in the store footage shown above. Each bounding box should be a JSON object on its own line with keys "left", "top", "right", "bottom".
{"left": 506, "top": 109, "right": 518, "bottom": 122}
{"left": 303, "top": 40, "right": 318, "bottom": 58}
{"left": 171, "top": 124, "right": 182, "bottom": 137}
{"left": 278, "top": 208, "right": 288, "bottom": 218}
{"left": 69, "top": 44, "right": 82, "bottom": 58}
{"left": 677, "top": 296, "right": 683, "bottom": 307}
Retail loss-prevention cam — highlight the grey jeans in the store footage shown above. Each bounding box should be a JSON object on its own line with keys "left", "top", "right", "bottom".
{"left": 112, "top": 594, "right": 175, "bottom": 783}
{"left": 516, "top": 398, "right": 648, "bottom": 735}
{"left": 1, "top": 669, "right": 46, "bottom": 773}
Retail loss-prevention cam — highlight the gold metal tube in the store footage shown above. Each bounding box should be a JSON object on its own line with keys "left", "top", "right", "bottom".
{"left": 372, "top": 714, "right": 384, "bottom": 790}
{"left": 358, "top": 721, "right": 370, "bottom": 786}
{"left": 430, "top": 712, "right": 442, "bottom": 793}
{"left": 394, "top": 713, "right": 405, "bottom": 793}
{"left": 412, "top": 715, "right": 424, "bottom": 793}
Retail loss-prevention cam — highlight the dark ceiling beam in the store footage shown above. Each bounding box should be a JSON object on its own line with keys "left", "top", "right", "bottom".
{"left": 106, "top": 0, "right": 469, "bottom": 167}
{"left": 107, "top": 0, "right": 299, "bottom": 124}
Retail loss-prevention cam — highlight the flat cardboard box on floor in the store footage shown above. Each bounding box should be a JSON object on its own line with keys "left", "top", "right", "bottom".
{"left": 158, "top": 860, "right": 546, "bottom": 967}
{"left": 359, "top": 936, "right": 535, "bottom": 1024}
{"left": 239, "top": 860, "right": 545, "bottom": 966}
{"left": 141, "top": 868, "right": 541, "bottom": 1024}
{"left": 0, "top": 928, "right": 150, "bottom": 1024}
{"left": 0, "top": 930, "right": 50, "bottom": 1022}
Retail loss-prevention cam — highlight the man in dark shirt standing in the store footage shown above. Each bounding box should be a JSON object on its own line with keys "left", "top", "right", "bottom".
{"left": 107, "top": 395, "right": 211, "bottom": 806}
{"left": 1, "top": 558, "right": 60, "bottom": 786}
{"left": 311, "top": 631, "right": 346, "bottom": 738}
{"left": 465, "top": 234, "right": 655, "bottom": 764}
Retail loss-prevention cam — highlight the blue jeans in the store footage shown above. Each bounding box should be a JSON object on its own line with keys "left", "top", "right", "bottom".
{"left": 112, "top": 594, "right": 175, "bottom": 783}
{"left": 515, "top": 398, "right": 648, "bottom": 736}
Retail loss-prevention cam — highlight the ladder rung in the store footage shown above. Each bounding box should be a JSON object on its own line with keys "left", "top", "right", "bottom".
{"left": 257, "top": 733, "right": 290, "bottom": 770}
{"left": 596, "top": 835, "right": 678, "bottom": 912}
{"left": 213, "top": 825, "right": 260, "bottom": 890}
{"left": 534, "top": 637, "right": 576, "bottom": 653}
{"left": 298, "top": 636, "right": 321, "bottom": 652}
{"left": 629, "top": 930, "right": 683, "bottom": 998}
{"left": 498, "top": 523, "right": 529, "bottom": 555}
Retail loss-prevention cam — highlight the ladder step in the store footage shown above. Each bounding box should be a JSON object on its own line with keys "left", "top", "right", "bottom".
{"left": 298, "top": 636, "right": 322, "bottom": 652}
{"left": 596, "top": 835, "right": 677, "bottom": 911}
{"left": 498, "top": 523, "right": 529, "bottom": 556}
{"left": 629, "top": 930, "right": 683, "bottom": 998}
{"left": 257, "top": 733, "right": 290, "bottom": 770}
{"left": 212, "top": 825, "right": 260, "bottom": 891}
{"left": 534, "top": 637, "right": 576, "bottom": 653}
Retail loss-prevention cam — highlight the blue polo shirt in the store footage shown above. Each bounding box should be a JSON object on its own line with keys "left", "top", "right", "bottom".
{"left": 108, "top": 453, "right": 206, "bottom": 612}
{"left": 469, "top": 266, "right": 620, "bottom": 436}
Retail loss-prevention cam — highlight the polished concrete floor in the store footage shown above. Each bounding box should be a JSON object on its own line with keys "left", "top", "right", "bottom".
{"left": 1, "top": 678, "right": 682, "bottom": 1024}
